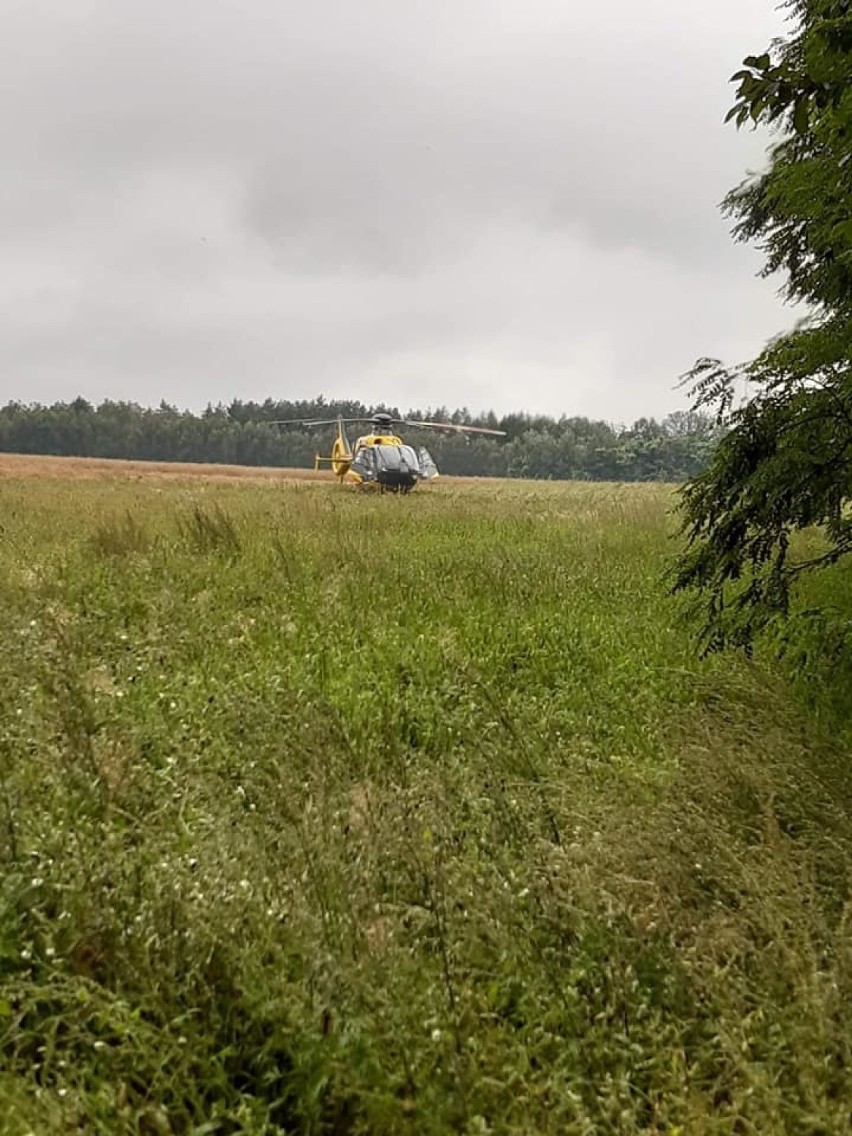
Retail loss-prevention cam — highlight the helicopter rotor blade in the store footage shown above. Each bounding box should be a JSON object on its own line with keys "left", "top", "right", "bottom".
{"left": 400, "top": 419, "right": 507, "bottom": 437}
{"left": 231, "top": 412, "right": 506, "bottom": 436}
{"left": 264, "top": 417, "right": 372, "bottom": 428}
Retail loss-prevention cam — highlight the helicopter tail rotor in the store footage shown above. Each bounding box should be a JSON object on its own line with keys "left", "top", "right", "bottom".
{"left": 310, "top": 417, "right": 353, "bottom": 479}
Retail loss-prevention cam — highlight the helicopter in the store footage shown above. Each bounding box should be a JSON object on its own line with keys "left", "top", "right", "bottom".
{"left": 267, "top": 411, "right": 506, "bottom": 492}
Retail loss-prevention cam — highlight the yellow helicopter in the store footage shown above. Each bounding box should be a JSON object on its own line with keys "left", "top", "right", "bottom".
{"left": 269, "top": 412, "right": 506, "bottom": 492}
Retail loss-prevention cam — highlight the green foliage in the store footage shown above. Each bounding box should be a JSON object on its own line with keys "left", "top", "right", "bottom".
{"left": 0, "top": 399, "right": 720, "bottom": 484}
{"left": 675, "top": 0, "right": 852, "bottom": 651}
{"left": 1, "top": 474, "right": 852, "bottom": 1131}
{"left": 89, "top": 512, "right": 152, "bottom": 559}
{"left": 177, "top": 503, "right": 242, "bottom": 558}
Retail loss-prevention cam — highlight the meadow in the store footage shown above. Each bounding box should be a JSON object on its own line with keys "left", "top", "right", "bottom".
{"left": 1, "top": 459, "right": 851, "bottom": 1134}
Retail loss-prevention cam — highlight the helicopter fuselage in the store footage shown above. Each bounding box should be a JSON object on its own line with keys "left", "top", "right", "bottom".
{"left": 348, "top": 433, "right": 420, "bottom": 492}
{"left": 309, "top": 414, "right": 443, "bottom": 490}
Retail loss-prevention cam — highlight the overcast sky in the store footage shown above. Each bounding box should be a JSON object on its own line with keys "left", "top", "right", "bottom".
{"left": 0, "top": 0, "right": 791, "bottom": 423}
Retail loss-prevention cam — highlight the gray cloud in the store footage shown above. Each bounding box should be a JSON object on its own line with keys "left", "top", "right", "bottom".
{"left": 0, "top": 0, "right": 791, "bottom": 421}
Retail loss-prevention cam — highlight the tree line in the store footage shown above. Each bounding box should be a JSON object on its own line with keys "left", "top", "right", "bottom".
{"left": 0, "top": 398, "right": 720, "bottom": 482}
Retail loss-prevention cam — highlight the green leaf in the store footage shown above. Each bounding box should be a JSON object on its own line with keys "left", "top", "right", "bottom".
{"left": 793, "top": 97, "right": 809, "bottom": 134}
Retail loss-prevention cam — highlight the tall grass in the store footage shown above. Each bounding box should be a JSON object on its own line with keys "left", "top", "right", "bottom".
{"left": 0, "top": 475, "right": 850, "bottom": 1133}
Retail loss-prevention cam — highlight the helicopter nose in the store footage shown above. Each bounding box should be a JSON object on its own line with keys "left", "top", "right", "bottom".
{"left": 377, "top": 468, "right": 418, "bottom": 491}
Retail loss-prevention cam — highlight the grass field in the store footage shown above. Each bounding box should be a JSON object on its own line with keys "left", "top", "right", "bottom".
{"left": 1, "top": 459, "right": 851, "bottom": 1134}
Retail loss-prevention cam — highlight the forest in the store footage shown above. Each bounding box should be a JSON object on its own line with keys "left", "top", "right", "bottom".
{"left": 0, "top": 398, "right": 719, "bottom": 481}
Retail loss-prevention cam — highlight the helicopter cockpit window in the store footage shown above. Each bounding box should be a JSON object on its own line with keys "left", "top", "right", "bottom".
{"left": 373, "top": 445, "right": 414, "bottom": 473}
{"left": 350, "top": 448, "right": 377, "bottom": 479}
{"left": 418, "top": 447, "right": 439, "bottom": 479}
